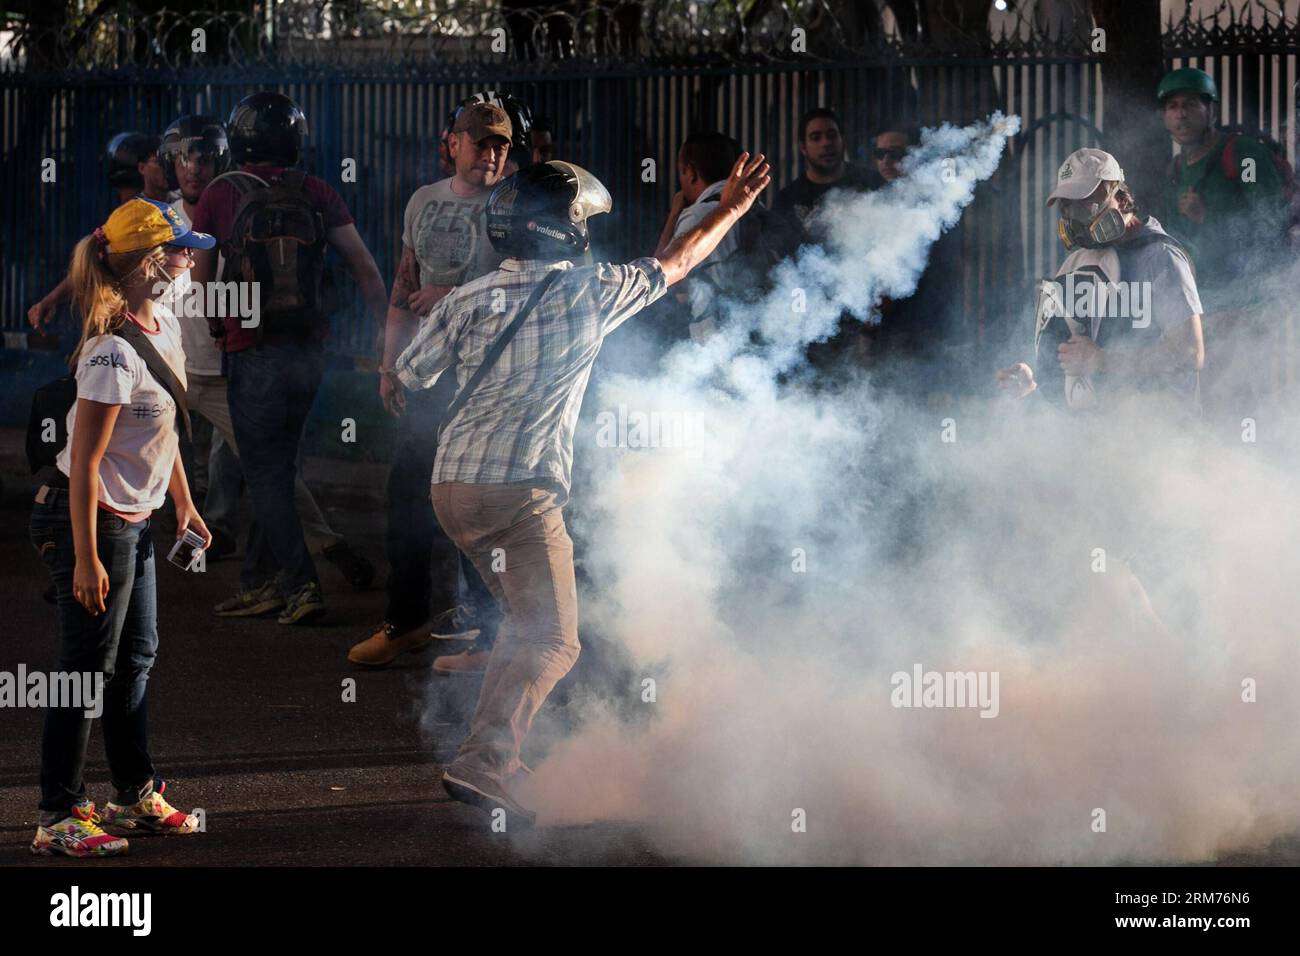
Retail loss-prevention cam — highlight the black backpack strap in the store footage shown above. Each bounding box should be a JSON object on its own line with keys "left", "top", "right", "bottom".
{"left": 115, "top": 322, "right": 192, "bottom": 439}
{"left": 437, "top": 269, "right": 564, "bottom": 441}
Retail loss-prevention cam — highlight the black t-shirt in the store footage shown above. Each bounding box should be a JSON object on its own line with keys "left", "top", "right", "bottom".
{"left": 773, "top": 164, "right": 875, "bottom": 225}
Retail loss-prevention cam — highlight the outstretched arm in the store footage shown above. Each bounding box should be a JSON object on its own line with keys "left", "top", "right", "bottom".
{"left": 658, "top": 152, "right": 770, "bottom": 287}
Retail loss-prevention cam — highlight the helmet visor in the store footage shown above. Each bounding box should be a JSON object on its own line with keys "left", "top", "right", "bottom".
{"left": 555, "top": 161, "right": 611, "bottom": 222}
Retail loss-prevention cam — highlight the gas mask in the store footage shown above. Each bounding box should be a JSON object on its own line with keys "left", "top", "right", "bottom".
{"left": 1057, "top": 191, "right": 1127, "bottom": 251}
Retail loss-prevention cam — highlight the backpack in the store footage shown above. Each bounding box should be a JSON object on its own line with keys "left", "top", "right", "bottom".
{"left": 698, "top": 194, "right": 803, "bottom": 297}
{"left": 217, "top": 169, "right": 327, "bottom": 340}
{"left": 1171, "top": 128, "right": 1300, "bottom": 244}
{"left": 26, "top": 320, "right": 191, "bottom": 475}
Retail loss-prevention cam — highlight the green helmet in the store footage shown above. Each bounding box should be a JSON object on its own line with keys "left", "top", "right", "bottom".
{"left": 1157, "top": 67, "right": 1219, "bottom": 104}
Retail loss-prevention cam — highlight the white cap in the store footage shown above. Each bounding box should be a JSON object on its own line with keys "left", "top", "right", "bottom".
{"left": 1046, "top": 148, "right": 1125, "bottom": 206}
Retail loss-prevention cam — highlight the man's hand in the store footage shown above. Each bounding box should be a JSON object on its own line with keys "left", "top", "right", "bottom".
{"left": 407, "top": 286, "right": 441, "bottom": 317}
{"left": 995, "top": 362, "right": 1037, "bottom": 399}
{"left": 28, "top": 297, "right": 55, "bottom": 329}
{"left": 1177, "top": 188, "right": 1205, "bottom": 225}
{"left": 717, "top": 151, "right": 771, "bottom": 218}
{"left": 379, "top": 369, "right": 406, "bottom": 417}
{"left": 658, "top": 152, "right": 770, "bottom": 288}
{"left": 1058, "top": 334, "right": 1103, "bottom": 376}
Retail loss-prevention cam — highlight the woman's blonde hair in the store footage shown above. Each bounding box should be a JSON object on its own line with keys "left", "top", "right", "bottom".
{"left": 67, "top": 236, "right": 168, "bottom": 364}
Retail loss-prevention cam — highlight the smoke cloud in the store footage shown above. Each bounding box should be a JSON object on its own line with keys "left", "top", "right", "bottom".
{"left": 511, "top": 113, "right": 1300, "bottom": 864}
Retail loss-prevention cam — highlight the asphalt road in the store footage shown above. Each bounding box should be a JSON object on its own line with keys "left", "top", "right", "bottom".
{"left": 0, "top": 444, "right": 667, "bottom": 867}
{"left": 2, "top": 438, "right": 1298, "bottom": 868}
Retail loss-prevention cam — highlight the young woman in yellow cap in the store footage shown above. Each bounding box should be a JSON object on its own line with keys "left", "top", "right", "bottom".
{"left": 29, "top": 197, "right": 215, "bottom": 857}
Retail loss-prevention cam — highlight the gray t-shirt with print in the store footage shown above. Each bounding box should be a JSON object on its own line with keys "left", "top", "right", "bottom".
{"left": 401, "top": 178, "right": 502, "bottom": 289}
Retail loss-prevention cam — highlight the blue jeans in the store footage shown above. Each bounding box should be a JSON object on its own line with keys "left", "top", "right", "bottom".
{"left": 227, "top": 342, "right": 323, "bottom": 594}
{"left": 386, "top": 384, "right": 499, "bottom": 641}
{"left": 30, "top": 492, "right": 158, "bottom": 814}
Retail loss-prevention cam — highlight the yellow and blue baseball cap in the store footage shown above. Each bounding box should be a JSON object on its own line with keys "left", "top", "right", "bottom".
{"left": 101, "top": 197, "right": 216, "bottom": 253}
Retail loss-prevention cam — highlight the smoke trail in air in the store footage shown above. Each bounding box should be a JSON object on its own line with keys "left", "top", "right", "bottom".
{"left": 515, "top": 113, "right": 1300, "bottom": 865}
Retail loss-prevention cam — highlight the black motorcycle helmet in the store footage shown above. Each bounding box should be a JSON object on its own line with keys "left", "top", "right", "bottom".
{"left": 106, "top": 132, "right": 160, "bottom": 190}
{"left": 159, "top": 115, "right": 231, "bottom": 191}
{"left": 226, "top": 92, "right": 308, "bottom": 166}
{"left": 486, "top": 161, "right": 611, "bottom": 259}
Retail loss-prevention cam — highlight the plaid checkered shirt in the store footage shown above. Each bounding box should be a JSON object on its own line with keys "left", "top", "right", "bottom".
{"left": 394, "top": 256, "right": 668, "bottom": 491}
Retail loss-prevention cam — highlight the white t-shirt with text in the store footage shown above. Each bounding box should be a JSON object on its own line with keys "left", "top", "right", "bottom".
{"left": 56, "top": 308, "right": 188, "bottom": 514}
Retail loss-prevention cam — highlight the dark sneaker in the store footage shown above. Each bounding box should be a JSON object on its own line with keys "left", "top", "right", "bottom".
{"left": 277, "top": 581, "right": 325, "bottom": 625}
{"left": 214, "top": 580, "right": 284, "bottom": 618}
{"left": 429, "top": 604, "right": 481, "bottom": 643}
{"left": 323, "top": 542, "right": 374, "bottom": 591}
{"left": 442, "top": 765, "right": 536, "bottom": 829}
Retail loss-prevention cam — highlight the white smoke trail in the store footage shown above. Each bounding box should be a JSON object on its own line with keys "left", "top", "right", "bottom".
{"left": 516, "top": 114, "right": 1300, "bottom": 865}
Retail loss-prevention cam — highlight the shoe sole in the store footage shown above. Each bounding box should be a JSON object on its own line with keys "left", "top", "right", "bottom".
{"left": 442, "top": 772, "right": 536, "bottom": 828}
{"left": 31, "top": 841, "right": 129, "bottom": 858}
{"left": 214, "top": 600, "right": 285, "bottom": 618}
{"left": 430, "top": 628, "right": 481, "bottom": 643}
{"left": 277, "top": 604, "right": 326, "bottom": 625}
{"left": 433, "top": 662, "right": 488, "bottom": 676}
{"left": 348, "top": 640, "right": 434, "bottom": 667}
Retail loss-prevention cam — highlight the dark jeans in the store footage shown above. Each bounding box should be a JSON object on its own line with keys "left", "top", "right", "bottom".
{"left": 227, "top": 342, "right": 323, "bottom": 594}
{"left": 386, "top": 384, "right": 499, "bottom": 642}
{"left": 30, "top": 492, "right": 157, "bottom": 814}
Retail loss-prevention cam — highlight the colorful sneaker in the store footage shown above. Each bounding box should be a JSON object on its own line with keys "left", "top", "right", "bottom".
{"left": 102, "top": 781, "right": 200, "bottom": 836}
{"left": 429, "top": 604, "right": 481, "bottom": 643}
{"left": 433, "top": 642, "right": 491, "bottom": 676}
{"left": 348, "top": 622, "right": 433, "bottom": 667}
{"left": 31, "top": 802, "right": 129, "bottom": 857}
{"left": 214, "top": 580, "right": 284, "bottom": 618}
{"left": 277, "top": 580, "right": 326, "bottom": 625}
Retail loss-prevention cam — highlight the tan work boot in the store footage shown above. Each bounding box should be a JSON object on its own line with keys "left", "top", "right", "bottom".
{"left": 432, "top": 643, "right": 491, "bottom": 676}
{"left": 348, "top": 622, "right": 433, "bottom": 667}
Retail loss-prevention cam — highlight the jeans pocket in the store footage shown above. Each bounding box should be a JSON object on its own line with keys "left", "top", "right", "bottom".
{"left": 96, "top": 512, "right": 128, "bottom": 534}
{"left": 29, "top": 524, "right": 60, "bottom": 567}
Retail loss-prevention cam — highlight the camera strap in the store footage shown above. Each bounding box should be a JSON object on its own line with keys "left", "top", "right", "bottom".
{"left": 116, "top": 320, "right": 192, "bottom": 439}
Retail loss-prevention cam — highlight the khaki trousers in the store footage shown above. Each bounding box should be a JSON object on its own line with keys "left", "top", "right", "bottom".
{"left": 431, "top": 481, "right": 580, "bottom": 778}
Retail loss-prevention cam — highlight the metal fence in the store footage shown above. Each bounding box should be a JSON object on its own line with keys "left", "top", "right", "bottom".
{"left": 2, "top": 1, "right": 1297, "bottom": 370}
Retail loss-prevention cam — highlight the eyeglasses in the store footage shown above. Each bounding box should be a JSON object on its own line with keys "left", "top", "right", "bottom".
{"left": 164, "top": 246, "right": 195, "bottom": 261}
{"left": 874, "top": 147, "right": 907, "bottom": 161}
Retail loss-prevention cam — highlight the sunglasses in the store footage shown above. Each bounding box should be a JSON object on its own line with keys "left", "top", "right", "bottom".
{"left": 874, "top": 147, "right": 907, "bottom": 161}
{"left": 164, "top": 245, "right": 195, "bottom": 260}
